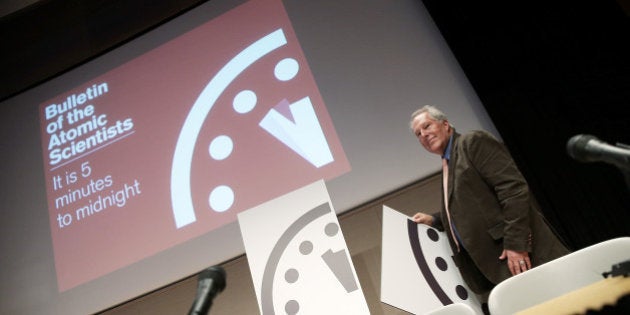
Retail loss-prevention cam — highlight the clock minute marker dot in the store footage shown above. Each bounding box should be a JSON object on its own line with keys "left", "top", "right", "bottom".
{"left": 284, "top": 268, "right": 299, "bottom": 283}
{"left": 274, "top": 58, "right": 299, "bottom": 81}
{"left": 427, "top": 228, "right": 439, "bottom": 242}
{"left": 435, "top": 256, "right": 448, "bottom": 271}
{"left": 299, "top": 240, "right": 313, "bottom": 255}
{"left": 456, "top": 285, "right": 469, "bottom": 300}
{"left": 285, "top": 299, "right": 299, "bottom": 315}
{"left": 209, "top": 135, "right": 233, "bottom": 160}
{"left": 324, "top": 222, "right": 339, "bottom": 237}
{"left": 208, "top": 185, "right": 234, "bottom": 212}
{"left": 233, "top": 89, "right": 257, "bottom": 114}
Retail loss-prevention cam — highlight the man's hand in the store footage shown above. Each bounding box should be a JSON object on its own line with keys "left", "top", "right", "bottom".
{"left": 412, "top": 212, "right": 434, "bottom": 226}
{"left": 499, "top": 249, "right": 531, "bottom": 276}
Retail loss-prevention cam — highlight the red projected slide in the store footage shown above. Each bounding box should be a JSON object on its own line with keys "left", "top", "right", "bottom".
{"left": 38, "top": 0, "right": 349, "bottom": 291}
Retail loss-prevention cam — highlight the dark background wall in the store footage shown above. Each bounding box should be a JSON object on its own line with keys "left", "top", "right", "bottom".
{"left": 2, "top": 0, "right": 629, "bottom": 251}
{"left": 420, "top": 0, "right": 630, "bottom": 249}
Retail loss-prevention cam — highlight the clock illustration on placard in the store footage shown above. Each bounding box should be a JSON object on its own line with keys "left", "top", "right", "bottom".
{"left": 407, "top": 220, "right": 471, "bottom": 304}
{"left": 170, "top": 26, "right": 347, "bottom": 229}
{"left": 260, "top": 202, "right": 363, "bottom": 315}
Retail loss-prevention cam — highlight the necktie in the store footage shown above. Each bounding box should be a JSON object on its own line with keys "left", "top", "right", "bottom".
{"left": 442, "top": 158, "right": 460, "bottom": 252}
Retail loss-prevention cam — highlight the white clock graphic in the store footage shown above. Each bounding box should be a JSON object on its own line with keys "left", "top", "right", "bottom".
{"left": 239, "top": 187, "right": 371, "bottom": 315}
{"left": 170, "top": 28, "right": 335, "bottom": 229}
{"left": 260, "top": 202, "right": 360, "bottom": 314}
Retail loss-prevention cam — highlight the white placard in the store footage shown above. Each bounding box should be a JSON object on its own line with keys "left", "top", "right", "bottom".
{"left": 380, "top": 205, "right": 482, "bottom": 314}
{"left": 238, "top": 180, "right": 369, "bottom": 314}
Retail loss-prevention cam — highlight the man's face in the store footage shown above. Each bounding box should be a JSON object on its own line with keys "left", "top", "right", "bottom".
{"left": 411, "top": 112, "right": 452, "bottom": 156}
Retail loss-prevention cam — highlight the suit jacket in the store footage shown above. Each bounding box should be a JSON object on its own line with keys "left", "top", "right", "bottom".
{"left": 433, "top": 130, "right": 569, "bottom": 292}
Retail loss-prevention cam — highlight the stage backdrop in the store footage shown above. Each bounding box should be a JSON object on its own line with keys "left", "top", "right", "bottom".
{"left": 0, "top": 0, "right": 496, "bottom": 313}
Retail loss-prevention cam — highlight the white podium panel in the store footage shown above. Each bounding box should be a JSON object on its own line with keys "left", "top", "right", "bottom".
{"left": 380, "top": 206, "right": 482, "bottom": 314}
{"left": 238, "top": 180, "right": 369, "bottom": 314}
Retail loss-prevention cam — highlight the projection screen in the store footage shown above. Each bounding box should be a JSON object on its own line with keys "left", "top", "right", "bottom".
{"left": 0, "top": 0, "right": 497, "bottom": 314}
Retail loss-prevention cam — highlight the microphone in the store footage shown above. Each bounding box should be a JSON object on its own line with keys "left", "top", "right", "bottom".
{"left": 188, "top": 266, "right": 227, "bottom": 315}
{"left": 567, "top": 134, "right": 630, "bottom": 171}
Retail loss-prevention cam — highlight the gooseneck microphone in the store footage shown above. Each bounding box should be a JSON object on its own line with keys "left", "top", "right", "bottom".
{"left": 566, "top": 134, "right": 630, "bottom": 171}
{"left": 188, "top": 266, "right": 227, "bottom": 315}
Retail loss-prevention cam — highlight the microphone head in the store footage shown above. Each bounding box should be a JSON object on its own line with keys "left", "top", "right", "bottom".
{"left": 199, "top": 266, "right": 227, "bottom": 293}
{"left": 567, "top": 134, "right": 598, "bottom": 162}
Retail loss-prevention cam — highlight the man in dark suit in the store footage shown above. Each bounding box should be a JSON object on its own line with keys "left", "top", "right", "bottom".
{"left": 410, "top": 105, "right": 569, "bottom": 303}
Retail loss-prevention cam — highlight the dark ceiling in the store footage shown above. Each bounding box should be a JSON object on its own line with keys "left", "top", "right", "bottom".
{"left": 0, "top": 0, "right": 205, "bottom": 102}
{"left": 2, "top": 0, "right": 629, "bottom": 102}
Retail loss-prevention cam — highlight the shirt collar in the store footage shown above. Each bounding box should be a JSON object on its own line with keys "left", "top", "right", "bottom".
{"left": 442, "top": 133, "right": 454, "bottom": 161}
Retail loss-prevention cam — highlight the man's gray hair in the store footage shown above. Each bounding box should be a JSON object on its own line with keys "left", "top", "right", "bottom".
{"left": 409, "top": 105, "right": 453, "bottom": 130}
